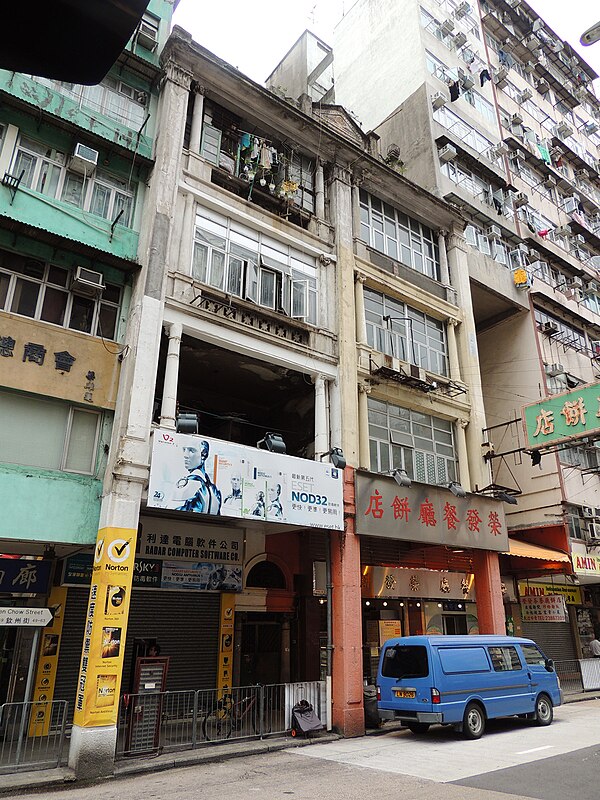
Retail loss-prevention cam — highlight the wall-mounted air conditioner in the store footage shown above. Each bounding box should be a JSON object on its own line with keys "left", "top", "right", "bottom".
{"left": 540, "top": 321, "right": 558, "bottom": 334}
{"left": 524, "top": 61, "right": 537, "bottom": 74}
{"left": 441, "top": 18, "right": 455, "bottom": 35}
{"left": 439, "top": 144, "right": 458, "bottom": 163}
{"left": 583, "top": 122, "right": 599, "bottom": 136}
{"left": 555, "top": 122, "right": 574, "bottom": 139}
{"left": 494, "top": 67, "right": 509, "bottom": 88}
{"left": 543, "top": 175, "right": 557, "bottom": 188}
{"left": 409, "top": 364, "right": 427, "bottom": 382}
{"left": 582, "top": 506, "right": 595, "bottom": 518}
{"left": 461, "top": 74, "right": 475, "bottom": 89}
{"left": 511, "top": 112, "right": 524, "bottom": 126}
{"left": 545, "top": 363, "right": 565, "bottom": 377}
{"left": 587, "top": 521, "right": 600, "bottom": 540}
{"left": 524, "top": 35, "right": 542, "bottom": 52}
{"left": 532, "top": 19, "right": 544, "bottom": 33}
{"left": 432, "top": 92, "right": 447, "bottom": 109}
{"left": 70, "top": 266, "right": 105, "bottom": 298}
{"left": 383, "top": 354, "right": 403, "bottom": 374}
{"left": 536, "top": 78, "right": 550, "bottom": 94}
{"left": 567, "top": 276, "right": 584, "bottom": 289}
{"left": 584, "top": 280, "right": 600, "bottom": 295}
{"left": 486, "top": 224, "right": 502, "bottom": 239}
{"left": 70, "top": 143, "right": 99, "bottom": 176}
{"left": 493, "top": 142, "right": 510, "bottom": 157}
{"left": 513, "top": 192, "right": 530, "bottom": 208}
{"left": 518, "top": 89, "right": 533, "bottom": 104}
{"left": 563, "top": 196, "right": 579, "bottom": 213}
{"left": 575, "top": 169, "right": 589, "bottom": 180}
{"left": 137, "top": 20, "right": 158, "bottom": 51}
{"left": 594, "top": 507, "right": 600, "bottom": 519}
{"left": 454, "top": 2, "right": 471, "bottom": 19}
{"left": 453, "top": 31, "right": 468, "bottom": 48}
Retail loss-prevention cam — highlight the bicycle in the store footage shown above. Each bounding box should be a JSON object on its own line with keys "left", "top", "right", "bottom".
{"left": 202, "top": 687, "right": 272, "bottom": 741}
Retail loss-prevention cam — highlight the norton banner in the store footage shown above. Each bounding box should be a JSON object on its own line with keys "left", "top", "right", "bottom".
{"left": 72, "top": 526, "right": 137, "bottom": 728}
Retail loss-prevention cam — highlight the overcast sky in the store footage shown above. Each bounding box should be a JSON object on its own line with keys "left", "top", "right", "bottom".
{"left": 172, "top": 1, "right": 600, "bottom": 88}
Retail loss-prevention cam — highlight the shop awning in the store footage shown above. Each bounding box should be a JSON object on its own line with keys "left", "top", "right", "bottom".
{"left": 503, "top": 540, "right": 571, "bottom": 562}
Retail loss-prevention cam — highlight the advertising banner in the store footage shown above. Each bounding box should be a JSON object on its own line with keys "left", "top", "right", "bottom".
{"left": 72, "top": 526, "right": 137, "bottom": 728}
{"left": 518, "top": 581, "right": 582, "bottom": 605}
{"left": 523, "top": 381, "right": 600, "bottom": 450}
{"left": 29, "top": 586, "right": 67, "bottom": 736}
{"left": 0, "top": 557, "right": 51, "bottom": 595}
{"left": 147, "top": 430, "right": 344, "bottom": 531}
{"left": 520, "top": 594, "right": 567, "bottom": 623}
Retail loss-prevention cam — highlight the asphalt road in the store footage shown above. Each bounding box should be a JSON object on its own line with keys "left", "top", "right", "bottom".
{"left": 4, "top": 700, "right": 599, "bottom": 800}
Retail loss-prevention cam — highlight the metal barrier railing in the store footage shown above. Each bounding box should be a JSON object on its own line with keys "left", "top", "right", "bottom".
{"left": 0, "top": 700, "right": 68, "bottom": 773}
{"left": 115, "top": 681, "right": 326, "bottom": 759}
{"left": 554, "top": 660, "right": 583, "bottom": 694}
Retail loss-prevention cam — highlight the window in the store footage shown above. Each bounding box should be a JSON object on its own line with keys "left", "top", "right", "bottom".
{"left": 0, "top": 392, "right": 101, "bottom": 475}
{"left": 559, "top": 444, "right": 600, "bottom": 470}
{"left": 0, "top": 249, "right": 122, "bottom": 339}
{"left": 521, "top": 644, "right": 547, "bottom": 666}
{"left": 488, "top": 646, "right": 522, "bottom": 671}
{"left": 433, "top": 106, "right": 495, "bottom": 155}
{"left": 364, "top": 288, "right": 448, "bottom": 376}
{"left": 382, "top": 645, "right": 429, "bottom": 679}
{"left": 10, "top": 136, "right": 135, "bottom": 228}
{"left": 534, "top": 308, "right": 586, "bottom": 351}
{"left": 464, "top": 223, "right": 509, "bottom": 265}
{"left": 192, "top": 210, "right": 318, "bottom": 324}
{"left": 368, "top": 397, "right": 457, "bottom": 484}
{"left": 359, "top": 190, "right": 440, "bottom": 280}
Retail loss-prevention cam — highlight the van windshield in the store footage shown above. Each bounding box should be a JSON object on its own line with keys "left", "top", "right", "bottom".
{"left": 382, "top": 645, "right": 429, "bottom": 679}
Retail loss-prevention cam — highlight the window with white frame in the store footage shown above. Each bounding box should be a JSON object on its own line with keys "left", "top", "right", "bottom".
{"left": 359, "top": 190, "right": 440, "bottom": 280}
{"left": 432, "top": 105, "right": 496, "bottom": 156}
{"left": 10, "top": 135, "right": 135, "bottom": 227}
{"left": 192, "top": 209, "right": 318, "bottom": 323}
{"left": 0, "top": 250, "right": 122, "bottom": 339}
{"left": 464, "top": 223, "right": 509, "bottom": 264}
{"left": 0, "top": 391, "right": 101, "bottom": 475}
{"left": 560, "top": 443, "right": 600, "bottom": 470}
{"left": 368, "top": 397, "right": 457, "bottom": 484}
{"left": 534, "top": 307, "right": 586, "bottom": 350}
{"left": 364, "top": 288, "right": 448, "bottom": 376}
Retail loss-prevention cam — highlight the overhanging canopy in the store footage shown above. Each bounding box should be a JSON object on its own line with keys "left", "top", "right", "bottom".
{"left": 502, "top": 539, "right": 572, "bottom": 577}
{"left": 504, "top": 540, "right": 570, "bottom": 562}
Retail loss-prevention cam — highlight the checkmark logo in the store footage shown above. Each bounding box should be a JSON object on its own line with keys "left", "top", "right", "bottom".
{"left": 107, "top": 539, "right": 132, "bottom": 564}
{"left": 94, "top": 540, "right": 105, "bottom": 564}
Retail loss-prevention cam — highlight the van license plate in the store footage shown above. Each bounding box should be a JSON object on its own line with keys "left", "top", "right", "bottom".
{"left": 394, "top": 688, "right": 416, "bottom": 698}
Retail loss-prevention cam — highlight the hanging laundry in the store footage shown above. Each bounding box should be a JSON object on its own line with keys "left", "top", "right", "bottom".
{"left": 480, "top": 68, "right": 491, "bottom": 86}
{"left": 498, "top": 49, "right": 513, "bottom": 69}
{"left": 240, "top": 132, "right": 251, "bottom": 150}
{"left": 259, "top": 142, "right": 272, "bottom": 169}
{"left": 449, "top": 81, "right": 460, "bottom": 101}
{"left": 537, "top": 143, "right": 551, "bottom": 165}
{"left": 493, "top": 197, "right": 504, "bottom": 215}
{"left": 578, "top": 201, "right": 585, "bottom": 213}
{"left": 538, "top": 229, "right": 550, "bottom": 238}
{"left": 250, "top": 137, "right": 260, "bottom": 160}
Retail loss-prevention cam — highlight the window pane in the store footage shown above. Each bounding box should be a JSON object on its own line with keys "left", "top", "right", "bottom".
{"left": 260, "top": 270, "right": 276, "bottom": 308}
{"left": 0, "top": 273, "right": 9, "bottom": 308}
{"left": 210, "top": 250, "right": 226, "bottom": 290}
{"left": 10, "top": 278, "right": 39, "bottom": 317}
{"left": 62, "top": 173, "right": 84, "bottom": 206}
{"left": 97, "top": 303, "right": 118, "bottom": 339}
{"left": 228, "top": 257, "right": 244, "bottom": 296}
{"left": 40, "top": 287, "right": 68, "bottom": 325}
{"left": 36, "top": 162, "right": 61, "bottom": 197}
{"left": 0, "top": 392, "right": 68, "bottom": 470}
{"left": 113, "top": 192, "right": 132, "bottom": 226}
{"left": 192, "top": 242, "right": 208, "bottom": 282}
{"left": 90, "top": 183, "right": 111, "bottom": 218}
{"left": 14, "top": 151, "right": 37, "bottom": 188}
{"left": 48, "top": 266, "right": 69, "bottom": 287}
{"left": 69, "top": 295, "right": 95, "bottom": 333}
{"left": 64, "top": 410, "right": 98, "bottom": 473}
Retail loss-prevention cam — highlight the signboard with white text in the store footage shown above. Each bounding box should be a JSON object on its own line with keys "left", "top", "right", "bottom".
{"left": 0, "top": 607, "right": 53, "bottom": 626}
{"left": 147, "top": 430, "right": 344, "bottom": 531}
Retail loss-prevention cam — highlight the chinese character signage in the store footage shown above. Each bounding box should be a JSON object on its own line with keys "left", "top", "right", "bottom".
{"left": 147, "top": 430, "right": 344, "bottom": 531}
{"left": 73, "top": 526, "right": 136, "bottom": 728}
{"left": 520, "top": 594, "right": 566, "bottom": 623}
{"left": 518, "top": 581, "right": 582, "bottom": 605}
{"left": 0, "top": 557, "right": 51, "bottom": 594}
{"left": 523, "top": 381, "right": 600, "bottom": 449}
{"left": 356, "top": 473, "right": 508, "bottom": 551}
{"left": 29, "top": 586, "right": 68, "bottom": 737}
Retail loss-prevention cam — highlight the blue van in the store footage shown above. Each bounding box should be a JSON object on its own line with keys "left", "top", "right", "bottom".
{"left": 377, "top": 635, "right": 562, "bottom": 739}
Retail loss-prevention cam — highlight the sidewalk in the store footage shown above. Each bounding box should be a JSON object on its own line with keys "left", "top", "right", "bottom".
{"left": 1, "top": 691, "right": 599, "bottom": 796}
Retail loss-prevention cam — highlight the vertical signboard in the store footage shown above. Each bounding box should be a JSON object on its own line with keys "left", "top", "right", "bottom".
{"left": 72, "top": 526, "right": 137, "bottom": 728}
{"left": 217, "top": 594, "right": 235, "bottom": 691}
{"left": 29, "top": 586, "right": 68, "bottom": 736}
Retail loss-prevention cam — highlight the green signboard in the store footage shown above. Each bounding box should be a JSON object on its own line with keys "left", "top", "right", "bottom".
{"left": 523, "top": 382, "right": 600, "bottom": 449}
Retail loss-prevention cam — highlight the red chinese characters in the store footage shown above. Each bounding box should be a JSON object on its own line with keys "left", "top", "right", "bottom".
{"left": 418, "top": 499, "right": 436, "bottom": 527}
{"left": 391, "top": 496, "right": 411, "bottom": 521}
{"left": 364, "top": 490, "right": 384, "bottom": 519}
{"left": 443, "top": 502, "right": 459, "bottom": 530}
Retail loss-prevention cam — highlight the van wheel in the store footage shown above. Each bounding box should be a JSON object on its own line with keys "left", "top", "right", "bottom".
{"left": 462, "top": 703, "right": 485, "bottom": 739}
{"left": 405, "top": 722, "right": 430, "bottom": 734}
{"left": 533, "top": 694, "right": 553, "bottom": 726}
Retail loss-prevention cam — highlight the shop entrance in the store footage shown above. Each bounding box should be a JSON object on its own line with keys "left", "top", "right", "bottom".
{"left": 240, "top": 614, "right": 283, "bottom": 686}
{"left": 442, "top": 613, "right": 468, "bottom": 635}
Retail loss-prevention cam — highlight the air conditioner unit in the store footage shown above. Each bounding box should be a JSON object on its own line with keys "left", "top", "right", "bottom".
{"left": 409, "top": 364, "right": 427, "bottom": 382}
{"left": 575, "top": 169, "right": 589, "bottom": 180}
{"left": 513, "top": 192, "right": 529, "bottom": 208}
{"left": 453, "top": 31, "right": 468, "bottom": 48}
{"left": 594, "top": 507, "right": 600, "bottom": 519}
{"left": 70, "top": 143, "right": 99, "bottom": 176}
{"left": 494, "top": 67, "right": 509, "bottom": 88}
{"left": 540, "top": 321, "right": 558, "bottom": 334}
{"left": 505, "top": 0, "right": 520, "bottom": 7}
{"left": 584, "top": 280, "right": 600, "bottom": 295}
{"left": 137, "top": 20, "right": 158, "bottom": 51}
{"left": 574, "top": 233, "right": 586, "bottom": 244}
{"left": 567, "top": 276, "right": 584, "bottom": 289}
{"left": 554, "top": 225, "right": 571, "bottom": 237}
{"left": 486, "top": 224, "right": 502, "bottom": 239}
{"left": 587, "top": 521, "right": 600, "bottom": 540}
{"left": 382, "top": 354, "right": 403, "bottom": 374}
{"left": 439, "top": 144, "right": 458, "bottom": 163}
{"left": 511, "top": 112, "right": 524, "bottom": 126}
{"left": 536, "top": 78, "right": 550, "bottom": 94}
{"left": 543, "top": 175, "right": 557, "bottom": 188}
{"left": 518, "top": 89, "right": 533, "bottom": 104}
{"left": 441, "top": 18, "right": 455, "bottom": 35}
{"left": 70, "top": 266, "right": 105, "bottom": 298}
{"left": 563, "top": 196, "right": 579, "bottom": 213}
{"left": 524, "top": 35, "right": 542, "bottom": 52}
{"left": 582, "top": 506, "right": 595, "bottom": 518}
{"left": 432, "top": 92, "right": 447, "bottom": 109}
{"left": 524, "top": 61, "right": 537, "bottom": 74}
{"left": 555, "top": 122, "right": 574, "bottom": 139}
{"left": 545, "top": 363, "right": 565, "bottom": 377}
{"left": 461, "top": 74, "right": 475, "bottom": 89}
{"left": 550, "top": 40, "right": 564, "bottom": 54}
{"left": 455, "top": 1, "right": 471, "bottom": 19}
{"left": 532, "top": 19, "right": 544, "bottom": 33}
{"left": 583, "top": 122, "right": 599, "bottom": 135}
{"left": 494, "top": 142, "right": 510, "bottom": 157}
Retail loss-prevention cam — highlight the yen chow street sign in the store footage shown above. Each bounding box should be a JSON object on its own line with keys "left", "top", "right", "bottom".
{"left": 0, "top": 607, "right": 53, "bottom": 627}
{"left": 523, "top": 381, "right": 600, "bottom": 450}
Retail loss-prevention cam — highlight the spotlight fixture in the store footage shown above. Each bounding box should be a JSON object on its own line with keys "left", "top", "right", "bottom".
{"left": 176, "top": 412, "right": 198, "bottom": 434}
{"left": 392, "top": 468, "right": 412, "bottom": 488}
{"left": 257, "top": 432, "right": 287, "bottom": 454}
{"left": 497, "top": 491, "right": 518, "bottom": 505}
{"left": 320, "top": 447, "right": 346, "bottom": 470}
{"left": 365, "top": 600, "right": 371, "bottom": 606}
{"left": 382, "top": 601, "right": 388, "bottom": 607}
{"left": 446, "top": 481, "right": 467, "bottom": 498}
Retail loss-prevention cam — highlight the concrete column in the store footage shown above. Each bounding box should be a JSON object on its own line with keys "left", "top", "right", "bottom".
{"left": 351, "top": 181, "right": 361, "bottom": 240}
{"left": 314, "top": 374, "right": 328, "bottom": 457}
{"left": 178, "top": 192, "right": 195, "bottom": 274}
{"left": 160, "top": 322, "right": 183, "bottom": 429}
{"left": 331, "top": 468, "right": 365, "bottom": 737}
{"left": 446, "top": 225, "right": 487, "bottom": 490}
{"left": 354, "top": 274, "right": 368, "bottom": 345}
{"left": 456, "top": 418, "right": 471, "bottom": 493}
{"left": 189, "top": 85, "right": 205, "bottom": 154}
{"left": 438, "top": 229, "right": 451, "bottom": 286}
{"left": 358, "top": 382, "right": 371, "bottom": 470}
{"left": 446, "top": 317, "right": 461, "bottom": 382}
{"left": 315, "top": 160, "right": 325, "bottom": 220}
{"left": 471, "top": 550, "right": 505, "bottom": 634}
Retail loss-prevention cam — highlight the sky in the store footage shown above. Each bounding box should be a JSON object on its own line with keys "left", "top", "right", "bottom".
{"left": 172, "top": 0, "right": 600, "bottom": 88}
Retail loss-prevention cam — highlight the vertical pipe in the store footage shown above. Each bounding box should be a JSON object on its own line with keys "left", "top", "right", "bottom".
{"left": 189, "top": 86, "right": 205, "bottom": 154}
{"left": 160, "top": 322, "right": 183, "bottom": 429}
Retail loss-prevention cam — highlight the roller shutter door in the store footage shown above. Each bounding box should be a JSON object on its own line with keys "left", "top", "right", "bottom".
{"left": 520, "top": 621, "right": 576, "bottom": 662}
{"left": 54, "top": 588, "right": 220, "bottom": 720}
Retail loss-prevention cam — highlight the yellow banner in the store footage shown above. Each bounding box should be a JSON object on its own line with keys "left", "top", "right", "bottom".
{"left": 29, "top": 586, "right": 68, "bottom": 736}
{"left": 518, "top": 581, "right": 582, "bottom": 605}
{"left": 217, "top": 593, "right": 235, "bottom": 691}
{"left": 72, "top": 526, "right": 137, "bottom": 728}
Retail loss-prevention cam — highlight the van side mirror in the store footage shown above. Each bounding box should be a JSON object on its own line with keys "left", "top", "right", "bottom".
{"left": 545, "top": 658, "right": 554, "bottom": 671}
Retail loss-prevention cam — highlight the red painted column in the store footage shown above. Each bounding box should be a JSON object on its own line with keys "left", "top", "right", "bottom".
{"left": 472, "top": 550, "right": 505, "bottom": 634}
{"left": 330, "top": 467, "right": 365, "bottom": 737}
